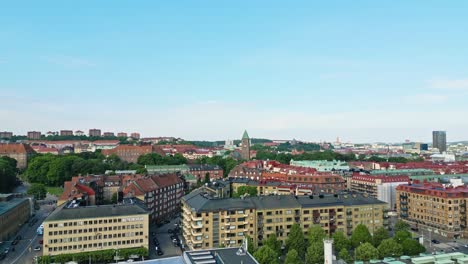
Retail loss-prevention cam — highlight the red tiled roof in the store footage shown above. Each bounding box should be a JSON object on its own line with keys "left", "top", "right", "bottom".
{"left": 0, "top": 143, "right": 35, "bottom": 154}
{"left": 151, "top": 174, "right": 182, "bottom": 188}
{"left": 352, "top": 174, "right": 410, "bottom": 183}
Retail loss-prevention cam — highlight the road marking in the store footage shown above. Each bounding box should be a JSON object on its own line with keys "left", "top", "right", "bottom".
{"left": 10, "top": 233, "right": 38, "bottom": 264}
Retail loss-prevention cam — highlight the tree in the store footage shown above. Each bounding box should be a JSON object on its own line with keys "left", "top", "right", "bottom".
{"left": 394, "top": 220, "right": 410, "bottom": 233}
{"left": 373, "top": 226, "right": 390, "bottom": 247}
{"left": 355, "top": 242, "right": 379, "bottom": 261}
{"left": 306, "top": 242, "right": 324, "bottom": 264}
{"left": 339, "top": 248, "right": 353, "bottom": 264}
{"left": 253, "top": 246, "right": 278, "bottom": 264}
{"left": 233, "top": 186, "right": 258, "bottom": 198}
{"left": 245, "top": 235, "right": 256, "bottom": 254}
{"left": 351, "top": 224, "right": 372, "bottom": 248}
{"left": 28, "top": 183, "right": 47, "bottom": 200}
{"left": 111, "top": 192, "right": 118, "bottom": 204}
{"left": 394, "top": 230, "right": 412, "bottom": 244}
{"left": 265, "top": 234, "right": 281, "bottom": 253}
{"left": 377, "top": 239, "right": 403, "bottom": 258}
{"left": 307, "top": 225, "right": 327, "bottom": 245}
{"left": 285, "top": 249, "right": 302, "bottom": 264}
{"left": 204, "top": 173, "right": 210, "bottom": 184}
{"left": 332, "top": 231, "right": 350, "bottom": 253}
{"left": 286, "top": 223, "right": 307, "bottom": 259}
{"left": 402, "top": 239, "right": 426, "bottom": 256}
{"left": 0, "top": 157, "right": 17, "bottom": 193}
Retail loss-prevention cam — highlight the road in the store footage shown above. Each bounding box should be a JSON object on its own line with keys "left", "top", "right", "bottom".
{"left": 149, "top": 217, "right": 183, "bottom": 259}
{"left": 0, "top": 199, "right": 56, "bottom": 264}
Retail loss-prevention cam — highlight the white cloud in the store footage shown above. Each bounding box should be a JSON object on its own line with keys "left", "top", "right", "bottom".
{"left": 428, "top": 78, "right": 468, "bottom": 91}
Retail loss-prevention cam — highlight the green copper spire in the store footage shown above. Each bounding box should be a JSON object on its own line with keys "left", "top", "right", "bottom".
{"left": 242, "top": 130, "right": 249, "bottom": 139}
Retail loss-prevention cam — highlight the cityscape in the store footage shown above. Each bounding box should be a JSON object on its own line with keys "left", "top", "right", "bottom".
{"left": 2, "top": 1, "right": 468, "bottom": 264}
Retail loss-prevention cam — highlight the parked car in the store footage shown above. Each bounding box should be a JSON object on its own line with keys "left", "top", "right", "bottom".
{"left": 157, "top": 249, "right": 164, "bottom": 256}
{"left": 432, "top": 239, "right": 440, "bottom": 244}
{"left": 168, "top": 229, "right": 173, "bottom": 234}
{"left": 163, "top": 220, "right": 170, "bottom": 224}
{"left": 34, "top": 246, "right": 41, "bottom": 251}
{"left": 4, "top": 247, "right": 10, "bottom": 254}
{"left": 464, "top": 244, "right": 468, "bottom": 248}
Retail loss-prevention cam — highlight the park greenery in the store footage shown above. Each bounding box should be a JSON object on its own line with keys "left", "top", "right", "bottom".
{"left": 27, "top": 183, "right": 47, "bottom": 200}
{"left": 250, "top": 221, "right": 425, "bottom": 264}
{"left": 232, "top": 186, "right": 258, "bottom": 198}
{"left": 137, "top": 153, "right": 187, "bottom": 166}
{"left": 0, "top": 156, "right": 18, "bottom": 193}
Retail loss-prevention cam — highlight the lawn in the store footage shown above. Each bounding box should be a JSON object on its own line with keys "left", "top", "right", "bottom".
{"left": 46, "top": 186, "right": 64, "bottom": 197}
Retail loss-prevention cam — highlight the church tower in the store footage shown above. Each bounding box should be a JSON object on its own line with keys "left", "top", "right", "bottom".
{"left": 241, "top": 130, "right": 250, "bottom": 160}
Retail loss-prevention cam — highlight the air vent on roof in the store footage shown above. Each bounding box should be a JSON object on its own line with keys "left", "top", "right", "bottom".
{"left": 319, "top": 194, "right": 324, "bottom": 199}
{"left": 309, "top": 195, "right": 313, "bottom": 199}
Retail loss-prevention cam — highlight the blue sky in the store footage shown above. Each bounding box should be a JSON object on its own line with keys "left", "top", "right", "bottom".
{"left": 1, "top": 1, "right": 468, "bottom": 143}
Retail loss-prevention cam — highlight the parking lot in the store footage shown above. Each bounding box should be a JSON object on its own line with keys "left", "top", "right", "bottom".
{"left": 149, "top": 217, "right": 184, "bottom": 259}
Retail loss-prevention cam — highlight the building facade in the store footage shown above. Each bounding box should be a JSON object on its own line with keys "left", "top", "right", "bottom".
{"left": 27, "top": 131, "right": 42, "bottom": 140}
{"left": 0, "top": 131, "right": 13, "bottom": 139}
{"left": 123, "top": 174, "right": 184, "bottom": 223}
{"left": 60, "top": 130, "right": 74, "bottom": 136}
{"left": 103, "top": 132, "right": 115, "bottom": 137}
{"left": 0, "top": 143, "right": 36, "bottom": 169}
{"left": 102, "top": 145, "right": 155, "bottom": 163}
{"left": 43, "top": 200, "right": 149, "bottom": 256}
{"left": 290, "top": 160, "right": 350, "bottom": 172}
{"left": 117, "top": 132, "right": 128, "bottom": 138}
{"left": 396, "top": 182, "right": 468, "bottom": 239}
{"left": 89, "top": 129, "right": 102, "bottom": 137}
{"left": 433, "top": 131, "right": 447, "bottom": 153}
{"left": 350, "top": 175, "right": 409, "bottom": 209}
{"left": 188, "top": 164, "right": 224, "bottom": 181}
{"left": 182, "top": 190, "right": 387, "bottom": 250}
{"left": 131, "top": 133, "right": 141, "bottom": 140}
{"left": 0, "top": 194, "right": 32, "bottom": 243}
{"left": 241, "top": 130, "right": 250, "bottom": 160}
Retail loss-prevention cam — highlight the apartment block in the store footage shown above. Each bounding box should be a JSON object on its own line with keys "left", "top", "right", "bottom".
{"left": 0, "top": 131, "right": 13, "bottom": 139}
{"left": 0, "top": 194, "right": 32, "bottom": 243}
{"left": 60, "top": 130, "right": 73, "bottom": 136}
{"left": 102, "top": 145, "right": 156, "bottom": 163}
{"left": 117, "top": 132, "right": 128, "bottom": 138}
{"left": 188, "top": 164, "right": 224, "bottom": 181}
{"left": 396, "top": 182, "right": 468, "bottom": 239}
{"left": 43, "top": 199, "right": 149, "bottom": 256}
{"left": 88, "top": 129, "right": 101, "bottom": 137}
{"left": 103, "top": 132, "right": 115, "bottom": 137}
{"left": 350, "top": 175, "right": 409, "bottom": 209}
{"left": 27, "top": 131, "right": 42, "bottom": 140}
{"left": 0, "top": 143, "right": 36, "bottom": 169}
{"left": 131, "top": 133, "right": 141, "bottom": 140}
{"left": 182, "top": 190, "right": 387, "bottom": 250}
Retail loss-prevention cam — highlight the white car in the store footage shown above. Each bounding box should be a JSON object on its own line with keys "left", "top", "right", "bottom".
{"left": 464, "top": 245, "right": 468, "bottom": 248}
{"left": 34, "top": 246, "right": 41, "bottom": 251}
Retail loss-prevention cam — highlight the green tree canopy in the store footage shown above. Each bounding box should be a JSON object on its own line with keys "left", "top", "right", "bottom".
{"left": 394, "top": 220, "right": 410, "bottom": 233}
{"left": 286, "top": 223, "right": 307, "bottom": 259}
{"left": 332, "top": 231, "right": 351, "bottom": 253}
{"left": 28, "top": 183, "right": 47, "bottom": 200}
{"left": 351, "top": 224, "right": 372, "bottom": 248}
{"left": 0, "top": 157, "right": 17, "bottom": 193}
{"left": 253, "top": 245, "right": 279, "bottom": 264}
{"left": 264, "top": 234, "right": 282, "bottom": 253}
{"left": 373, "top": 226, "right": 390, "bottom": 247}
{"left": 339, "top": 248, "right": 353, "bottom": 264}
{"left": 245, "top": 235, "right": 256, "bottom": 254}
{"left": 306, "top": 242, "right": 324, "bottom": 264}
{"left": 233, "top": 186, "right": 258, "bottom": 198}
{"left": 402, "top": 239, "right": 426, "bottom": 256}
{"left": 394, "top": 230, "right": 412, "bottom": 244}
{"left": 377, "top": 239, "right": 403, "bottom": 259}
{"left": 355, "top": 242, "right": 379, "bottom": 262}
{"left": 285, "top": 249, "right": 302, "bottom": 264}
{"left": 307, "top": 225, "right": 327, "bottom": 245}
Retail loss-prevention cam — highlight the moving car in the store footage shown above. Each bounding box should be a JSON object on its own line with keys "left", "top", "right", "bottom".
{"left": 34, "top": 246, "right": 41, "bottom": 251}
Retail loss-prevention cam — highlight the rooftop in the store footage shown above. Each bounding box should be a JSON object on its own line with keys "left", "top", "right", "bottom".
{"left": 45, "top": 200, "right": 148, "bottom": 222}
{"left": 184, "top": 247, "right": 258, "bottom": 264}
{"left": 0, "top": 197, "right": 30, "bottom": 217}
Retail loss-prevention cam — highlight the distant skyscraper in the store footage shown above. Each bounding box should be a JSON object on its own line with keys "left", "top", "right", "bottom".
{"left": 432, "top": 131, "right": 447, "bottom": 153}
{"left": 240, "top": 130, "right": 250, "bottom": 160}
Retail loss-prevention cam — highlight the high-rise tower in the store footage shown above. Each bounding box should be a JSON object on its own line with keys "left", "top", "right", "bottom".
{"left": 432, "top": 131, "right": 447, "bottom": 153}
{"left": 240, "top": 130, "right": 250, "bottom": 160}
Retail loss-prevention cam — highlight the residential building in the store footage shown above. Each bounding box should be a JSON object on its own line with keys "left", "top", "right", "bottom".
{"left": 58, "top": 180, "right": 96, "bottom": 207}
{"left": 92, "top": 140, "right": 120, "bottom": 150}
{"left": 0, "top": 131, "right": 13, "bottom": 139}
{"left": 74, "top": 130, "right": 85, "bottom": 136}
{"left": 117, "top": 132, "right": 128, "bottom": 138}
{"left": 290, "top": 160, "right": 350, "bottom": 172}
{"left": 27, "top": 131, "right": 41, "bottom": 140}
{"left": 182, "top": 190, "right": 387, "bottom": 250}
{"left": 31, "top": 146, "right": 59, "bottom": 155}
{"left": 102, "top": 145, "right": 156, "bottom": 163}
{"left": 60, "top": 130, "right": 73, "bottom": 136}
{"left": 131, "top": 133, "right": 141, "bottom": 140}
{"left": 103, "top": 132, "right": 115, "bottom": 137}
{"left": 89, "top": 129, "right": 102, "bottom": 137}
{"left": 123, "top": 174, "right": 184, "bottom": 223}
{"left": 0, "top": 194, "right": 32, "bottom": 243}
{"left": 396, "top": 181, "right": 468, "bottom": 239}
{"left": 241, "top": 130, "right": 250, "bottom": 160}
{"left": 42, "top": 199, "right": 149, "bottom": 256}
{"left": 433, "top": 131, "right": 447, "bottom": 153}
{"left": 350, "top": 175, "right": 410, "bottom": 210}
{"left": 188, "top": 164, "right": 224, "bottom": 181}
{"left": 146, "top": 164, "right": 190, "bottom": 175}
{"left": 0, "top": 143, "right": 36, "bottom": 168}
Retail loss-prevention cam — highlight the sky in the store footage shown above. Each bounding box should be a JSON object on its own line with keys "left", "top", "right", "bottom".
{"left": 1, "top": 1, "right": 468, "bottom": 143}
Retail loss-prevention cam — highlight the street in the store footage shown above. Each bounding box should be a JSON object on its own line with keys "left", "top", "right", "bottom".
{"left": 149, "top": 217, "right": 183, "bottom": 259}
{"left": 0, "top": 196, "right": 56, "bottom": 264}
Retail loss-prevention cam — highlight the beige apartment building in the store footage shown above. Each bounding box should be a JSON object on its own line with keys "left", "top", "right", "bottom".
{"left": 396, "top": 182, "right": 468, "bottom": 239}
{"left": 182, "top": 190, "right": 388, "bottom": 250}
{"left": 43, "top": 200, "right": 149, "bottom": 256}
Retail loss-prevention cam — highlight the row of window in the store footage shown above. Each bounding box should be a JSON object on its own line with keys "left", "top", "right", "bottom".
{"left": 48, "top": 224, "right": 144, "bottom": 236}
{"left": 48, "top": 232, "right": 144, "bottom": 244}
{"left": 47, "top": 239, "right": 144, "bottom": 252}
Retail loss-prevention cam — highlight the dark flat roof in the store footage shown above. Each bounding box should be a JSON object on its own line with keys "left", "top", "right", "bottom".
{"left": 184, "top": 248, "right": 258, "bottom": 264}
{"left": 45, "top": 203, "right": 149, "bottom": 222}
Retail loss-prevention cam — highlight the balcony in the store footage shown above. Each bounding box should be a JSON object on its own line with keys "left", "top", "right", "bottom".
{"left": 401, "top": 207, "right": 408, "bottom": 211}
{"left": 190, "top": 214, "right": 203, "bottom": 221}
{"left": 400, "top": 194, "right": 408, "bottom": 199}
{"left": 400, "top": 213, "right": 408, "bottom": 218}
{"left": 400, "top": 201, "right": 408, "bottom": 205}
{"left": 191, "top": 222, "right": 203, "bottom": 229}
{"left": 191, "top": 229, "right": 203, "bottom": 236}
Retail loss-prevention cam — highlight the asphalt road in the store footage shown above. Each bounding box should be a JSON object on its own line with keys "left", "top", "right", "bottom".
{"left": 149, "top": 217, "right": 183, "bottom": 259}
{"left": 0, "top": 200, "right": 55, "bottom": 264}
